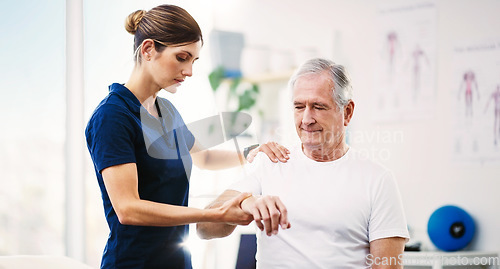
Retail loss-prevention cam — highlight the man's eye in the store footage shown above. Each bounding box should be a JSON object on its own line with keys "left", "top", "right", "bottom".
{"left": 295, "top": 106, "right": 304, "bottom": 110}
{"left": 315, "top": 106, "right": 325, "bottom": 110}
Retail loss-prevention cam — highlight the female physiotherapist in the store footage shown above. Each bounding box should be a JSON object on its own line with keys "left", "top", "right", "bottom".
{"left": 85, "top": 4, "right": 288, "bottom": 269}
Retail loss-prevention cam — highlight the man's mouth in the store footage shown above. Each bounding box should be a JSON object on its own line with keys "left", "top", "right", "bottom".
{"left": 302, "top": 128, "right": 321, "bottom": 133}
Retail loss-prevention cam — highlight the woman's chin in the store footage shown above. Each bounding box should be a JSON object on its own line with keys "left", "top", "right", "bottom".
{"left": 163, "top": 84, "right": 179, "bottom": 94}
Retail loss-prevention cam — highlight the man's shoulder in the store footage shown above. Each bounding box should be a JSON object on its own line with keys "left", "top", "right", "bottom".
{"left": 344, "top": 147, "right": 393, "bottom": 177}
{"left": 252, "top": 143, "right": 301, "bottom": 164}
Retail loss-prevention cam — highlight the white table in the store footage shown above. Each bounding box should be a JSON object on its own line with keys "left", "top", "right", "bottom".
{"left": 403, "top": 251, "right": 500, "bottom": 269}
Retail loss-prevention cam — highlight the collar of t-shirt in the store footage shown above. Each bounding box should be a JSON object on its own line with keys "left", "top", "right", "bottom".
{"left": 295, "top": 144, "right": 351, "bottom": 166}
{"left": 109, "top": 83, "right": 142, "bottom": 114}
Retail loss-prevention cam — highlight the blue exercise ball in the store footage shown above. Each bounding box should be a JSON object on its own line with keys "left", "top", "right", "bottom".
{"left": 427, "top": 205, "right": 475, "bottom": 251}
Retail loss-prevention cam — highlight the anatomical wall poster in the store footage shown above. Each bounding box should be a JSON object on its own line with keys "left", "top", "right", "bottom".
{"left": 373, "top": 2, "right": 437, "bottom": 122}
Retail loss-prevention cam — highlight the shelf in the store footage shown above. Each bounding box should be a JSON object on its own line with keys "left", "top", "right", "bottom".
{"left": 242, "top": 70, "right": 295, "bottom": 84}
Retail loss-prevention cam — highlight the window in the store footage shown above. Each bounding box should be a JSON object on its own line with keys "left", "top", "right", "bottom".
{"left": 0, "top": 0, "right": 66, "bottom": 256}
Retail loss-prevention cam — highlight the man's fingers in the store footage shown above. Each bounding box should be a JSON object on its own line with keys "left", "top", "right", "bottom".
{"left": 275, "top": 197, "right": 290, "bottom": 229}
{"left": 256, "top": 202, "right": 273, "bottom": 236}
{"left": 264, "top": 197, "right": 281, "bottom": 235}
{"left": 252, "top": 208, "right": 264, "bottom": 231}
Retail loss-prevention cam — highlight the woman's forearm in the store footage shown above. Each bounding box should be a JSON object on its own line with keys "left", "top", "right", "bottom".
{"left": 192, "top": 149, "right": 245, "bottom": 170}
{"left": 115, "top": 199, "right": 221, "bottom": 226}
{"left": 115, "top": 192, "right": 253, "bottom": 228}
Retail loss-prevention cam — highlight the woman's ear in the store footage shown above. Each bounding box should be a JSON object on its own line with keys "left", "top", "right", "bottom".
{"left": 141, "top": 39, "right": 156, "bottom": 61}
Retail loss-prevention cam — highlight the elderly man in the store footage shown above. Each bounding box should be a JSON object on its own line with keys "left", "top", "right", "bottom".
{"left": 197, "top": 58, "right": 409, "bottom": 268}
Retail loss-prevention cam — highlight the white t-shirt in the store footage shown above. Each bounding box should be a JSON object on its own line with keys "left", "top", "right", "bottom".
{"left": 230, "top": 144, "right": 409, "bottom": 269}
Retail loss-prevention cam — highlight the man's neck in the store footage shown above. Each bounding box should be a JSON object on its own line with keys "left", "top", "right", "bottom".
{"left": 302, "top": 143, "right": 349, "bottom": 162}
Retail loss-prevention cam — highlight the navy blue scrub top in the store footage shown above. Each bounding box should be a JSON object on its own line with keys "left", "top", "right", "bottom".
{"left": 85, "top": 83, "right": 195, "bottom": 269}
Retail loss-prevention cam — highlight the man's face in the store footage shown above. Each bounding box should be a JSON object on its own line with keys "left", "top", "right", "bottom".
{"left": 293, "top": 72, "right": 349, "bottom": 151}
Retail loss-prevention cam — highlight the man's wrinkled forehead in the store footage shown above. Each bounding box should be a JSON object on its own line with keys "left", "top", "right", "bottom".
{"left": 292, "top": 73, "right": 334, "bottom": 101}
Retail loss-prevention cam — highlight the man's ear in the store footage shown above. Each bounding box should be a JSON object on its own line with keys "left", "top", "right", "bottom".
{"left": 343, "top": 100, "right": 355, "bottom": 126}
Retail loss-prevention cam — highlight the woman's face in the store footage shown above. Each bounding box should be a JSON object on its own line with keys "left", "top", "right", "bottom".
{"left": 148, "top": 40, "right": 202, "bottom": 93}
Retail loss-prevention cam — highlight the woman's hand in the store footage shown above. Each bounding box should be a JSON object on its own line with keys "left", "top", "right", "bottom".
{"left": 247, "top": 141, "right": 290, "bottom": 163}
{"left": 216, "top": 192, "right": 254, "bottom": 225}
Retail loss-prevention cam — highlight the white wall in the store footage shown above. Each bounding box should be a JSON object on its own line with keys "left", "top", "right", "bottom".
{"left": 206, "top": 2, "right": 500, "bottom": 266}
{"left": 335, "top": 0, "right": 500, "bottom": 251}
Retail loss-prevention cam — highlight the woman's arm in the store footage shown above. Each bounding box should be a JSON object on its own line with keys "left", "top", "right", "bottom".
{"left": 190, "top": 140, "right": 290, "bottom": 170}
{"left": 102, "top": 163, "right": 253, "bottom": 226}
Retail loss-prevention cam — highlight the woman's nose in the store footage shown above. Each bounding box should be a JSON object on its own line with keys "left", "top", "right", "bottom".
{"left": 182, "top": 64, "right": 193, "bottom": 77}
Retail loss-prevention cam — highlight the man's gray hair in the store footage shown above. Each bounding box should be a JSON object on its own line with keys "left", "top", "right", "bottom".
{"left": 289, "top": 58, "right": 353, "bottom": 109}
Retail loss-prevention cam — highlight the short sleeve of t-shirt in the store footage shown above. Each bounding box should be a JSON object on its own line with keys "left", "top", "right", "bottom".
{"left": 86, "top": 104, "right": 137, "bottom": 173}
{"left": 228, "top": 152, "right": 266, "bottom": 195}
{"left": 368, "top": 171, "right": 410, "bottom": 242}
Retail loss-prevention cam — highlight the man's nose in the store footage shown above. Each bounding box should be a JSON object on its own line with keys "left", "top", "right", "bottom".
{"left": 302, "top": 107, "right": 316, "bottom": 125}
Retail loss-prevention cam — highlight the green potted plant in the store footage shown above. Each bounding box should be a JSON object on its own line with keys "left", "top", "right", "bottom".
{"left": 208, "top": 66, "right": 260, "bottom": 113}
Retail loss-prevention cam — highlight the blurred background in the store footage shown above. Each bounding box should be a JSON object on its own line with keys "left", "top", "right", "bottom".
{"left": 1, "top": 0, "right": 499, "bottom": 268}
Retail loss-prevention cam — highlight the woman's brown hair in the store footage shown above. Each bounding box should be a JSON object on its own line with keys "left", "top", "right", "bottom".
{"left": 124, "top": 4, "right": 203, "bottom": 62}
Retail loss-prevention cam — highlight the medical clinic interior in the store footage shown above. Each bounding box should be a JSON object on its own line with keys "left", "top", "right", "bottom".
{"left": 1, "top": 0, "right": 499, "bottom": 268}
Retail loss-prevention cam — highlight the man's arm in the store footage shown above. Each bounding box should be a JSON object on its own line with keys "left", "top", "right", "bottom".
{"left": 197, "top": 190, "right": 291, "bottom": 239}
{"left": 197, "top": 190, "right": 242, "bottom": 239}
{"left": 368, "top": 237, "right": 406, "bottom": 269}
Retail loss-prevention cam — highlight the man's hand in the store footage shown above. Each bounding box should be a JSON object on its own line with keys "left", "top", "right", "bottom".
{"left": 247, "top": 141, "right": 290, "bottom": 163}
{"left": 241, "top": 195, "right": 291, "bottom": 236}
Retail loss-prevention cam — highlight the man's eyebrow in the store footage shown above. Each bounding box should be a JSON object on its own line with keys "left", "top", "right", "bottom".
{"left": 312, "top": 102, "right": 329, "bottom": 107}
{"left": 293, "top": 101, "right": 329, "bottom": 107}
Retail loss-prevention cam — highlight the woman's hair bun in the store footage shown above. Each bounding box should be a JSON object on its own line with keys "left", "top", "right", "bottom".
{"left": 125, "top": 10, "right": 146, "bottom": 35}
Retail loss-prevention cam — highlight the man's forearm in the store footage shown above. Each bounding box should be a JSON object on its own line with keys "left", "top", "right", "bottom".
{"left": 197, "top": 221, "right": 238, "bottom": 239}
{"left": 196, "top": 190, "right": 245, "bottom": 239}
{"left": 240, "top": 195, "right": 258, "bottom": 214}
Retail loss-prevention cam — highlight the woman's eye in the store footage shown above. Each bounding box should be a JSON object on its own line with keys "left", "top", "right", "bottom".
{"left": 176, "top": 56, "right": 187, "bottom": 62}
